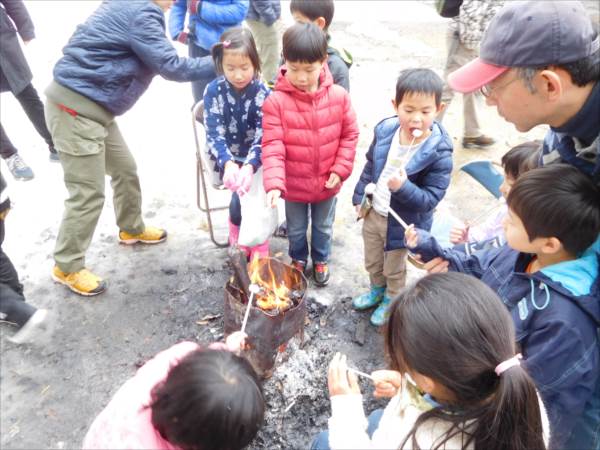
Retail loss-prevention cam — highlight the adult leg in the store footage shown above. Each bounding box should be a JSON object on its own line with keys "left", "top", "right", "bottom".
{"left": 189, "top": 41, "right": 212, "bottom": 104}
{"left": 246, "top": 19, "right": 281, "bottom": 83}
{"left": 104, "top": 121, "right": 144, "bottom": 235}
{"left": 437, "top": 27, "right": 460, "bottom": 123}
{"left": 310, "top": 196, "right": 337, "bottom": 263}
{"left": 0, "top": 123, "right": 18, "bottom": 159}
{"left": 14, "top": 83, "right": 54, "bottom": 149}
{"left": 285, "top": 200, "right": 310, "bottom": 263}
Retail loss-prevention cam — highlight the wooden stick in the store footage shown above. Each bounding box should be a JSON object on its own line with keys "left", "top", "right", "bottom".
{"left": 347, "top": 367, "right": 375, "bottom": 381}
{"left": 387, "top": 207, "right": 410, "bottom": 230}
{"left": 228, "top": 246, "right": 251, "bottom": 299}
{"left": 240, "top": 284, "right": 259, "bottom": 334}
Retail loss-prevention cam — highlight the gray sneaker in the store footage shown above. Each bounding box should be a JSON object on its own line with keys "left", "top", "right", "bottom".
{"left": 6, "top": 154, "right": 34, "bottom": 180}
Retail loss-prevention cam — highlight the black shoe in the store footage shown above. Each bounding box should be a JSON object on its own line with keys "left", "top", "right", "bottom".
{"left": 462, "top": 135, "right": 496, "bottom": 149}
{"left": 291, "top": 259, "right": 307, "bottom": 274}
{"left": 313, "top": 262, "right": 330, "bottom": 287}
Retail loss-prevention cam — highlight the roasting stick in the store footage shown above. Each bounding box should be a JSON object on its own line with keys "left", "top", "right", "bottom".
{"left": 387, "top": 207, "right": 410, "bottom": 230}
{"left": 400, "top": 128, "right": 423, "bottom": 167}
{"left": 240, "top": 283, "right": 260, "bottom": 334}
{"left": 347, "top": 367, "right": 375, "bottom": 381}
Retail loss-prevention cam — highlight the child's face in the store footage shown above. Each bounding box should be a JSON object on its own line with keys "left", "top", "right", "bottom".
{"left": 285, "top": 60, "right": 325, "bottom": 93}
{"left": 291, "top": 11, "right": 327, "bottom": 30}
{"left": 393, "top": 92, "right": 442, "bottom": 142}
{"left": 503, "top": 208, "right": 538, "bottom": 253}
{"left": 499, "top": 173, "right": 515, "bottom": 199}
{"left": 222, "top": 50, "right": 255, "bottom": 92}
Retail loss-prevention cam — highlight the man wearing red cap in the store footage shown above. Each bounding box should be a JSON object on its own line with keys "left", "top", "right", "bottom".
{"left": 449, "top": 1, "right": 599, "bottom": 187}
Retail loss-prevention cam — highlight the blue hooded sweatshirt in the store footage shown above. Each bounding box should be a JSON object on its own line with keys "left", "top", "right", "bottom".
{"left": 411, "top": 231, "right": 600, "bottom": 449}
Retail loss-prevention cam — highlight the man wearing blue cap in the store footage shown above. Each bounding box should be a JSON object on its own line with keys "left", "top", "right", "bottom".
{"left": 449, "top": 1, "right": 599, "bottom": 187}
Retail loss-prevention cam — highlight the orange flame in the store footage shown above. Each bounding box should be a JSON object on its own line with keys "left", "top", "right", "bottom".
{"left": 248, "top": 255, "right": 293, "bottom": 311}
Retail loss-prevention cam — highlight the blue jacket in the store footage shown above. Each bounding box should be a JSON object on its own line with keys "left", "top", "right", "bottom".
{"left": 169, "top": 0, "right": 248, "bottom": 51}
{"left": 412, "top": 231, "right": 600, "bottom": 449}
{"left": 541, "top": 81, "right": 600, "bottom": 186}
{"left": 246, "top": 0, "right": 280, "bottom": 26}
{"left": 53, "top": 0, "right": 214, "bottom": 116}
{"left": 204, "top": 76, "right": 270, "bottom": 171}
{"left": 353, "top": 117, "right": 453, "bottom": 251}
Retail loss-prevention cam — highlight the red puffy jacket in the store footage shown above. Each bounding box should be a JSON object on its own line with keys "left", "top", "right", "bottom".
{"left": 261, "top": 65, "right": 359, "bottom": 203}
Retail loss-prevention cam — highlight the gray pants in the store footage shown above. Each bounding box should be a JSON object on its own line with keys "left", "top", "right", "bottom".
{"left": 246, "top": 19, "right": 282, "bottom": 83}
{"left": 440, "top": 29, "right": 483, "bottom": 138}
{"left": 45, "top": 101, "right": 144, "bottom": 273}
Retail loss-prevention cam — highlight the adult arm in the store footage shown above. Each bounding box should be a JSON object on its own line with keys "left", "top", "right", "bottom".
{"left": 130, "top": 6, "right": 215, "bottom": 81}
{"left": 204, "top": 82, "right": 233, "bottom": 169}
{"left": 1, "top": 0, "right": 35, "bottom": 40}
{"left": 250, "top": 0, "right": 279, "bottom": 26}
{"left": 199, "top": 0, "right": 249, "bottom": 25}
{"left": 330, "top": 91, "right": 358, "bottom": 181}
{"left": 261, "top": 94, "right": 287, "bottom": 195}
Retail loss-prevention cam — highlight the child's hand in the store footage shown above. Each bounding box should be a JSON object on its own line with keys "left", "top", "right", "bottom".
{"left": 223, "top": 162, "right": 240, "bottom": 192}
{"left": 404, "top": 224, "right": 418, "bottom": 248}
{"left": 236, "top": 165, "right": 254, "bottom": 196}
{"left": 372, "top": 370, "right": 403, "bottom": 398}
{"left": 266, "top": 189, "right": 281, "bottom": 208}
{"left": 328, "top": 352, "right": 361, "bottom": 397}
{"left": 225, "top": 331, "right": 247, "bottom": 355}
{"left": 449, "top": 225, "right": 469, "bottom": 244}
{"left": 325, "top": 173, "right": 341, "bottom": 189}
{"left": 387, "top": 168, "right": 407, "bottom": 192}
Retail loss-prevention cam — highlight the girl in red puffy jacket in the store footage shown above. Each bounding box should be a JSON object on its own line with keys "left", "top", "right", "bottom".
{"left": 262, "top": 22, "right": 359, "bottom": 286}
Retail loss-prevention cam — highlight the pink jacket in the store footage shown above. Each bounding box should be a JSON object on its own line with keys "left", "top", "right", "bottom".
{"left": 82, "top": 341, "right": 226, "bottom": 450}
{"left": 261, "top": 64, "right": 359, "bottom": 203}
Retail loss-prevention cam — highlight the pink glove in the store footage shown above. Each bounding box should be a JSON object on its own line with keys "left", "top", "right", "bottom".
{"left": 236, "top": 165, "right": 254, "bottom": 196}
{"left": 223, "top": 163, "right": 240, "bottom": 192}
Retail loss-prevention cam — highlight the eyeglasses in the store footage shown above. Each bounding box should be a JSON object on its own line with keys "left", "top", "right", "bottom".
{"left": 480, "top": 76, "right": 519, "bottom": 98}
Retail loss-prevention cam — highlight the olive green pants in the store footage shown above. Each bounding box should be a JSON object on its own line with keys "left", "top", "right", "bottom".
{"left": 45, "top": 101, "right": 144, "bottom": 273}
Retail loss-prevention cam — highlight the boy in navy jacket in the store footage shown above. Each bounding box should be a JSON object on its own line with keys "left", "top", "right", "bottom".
{"left": 406, "top": 164, "right": 600, "bottom": 450}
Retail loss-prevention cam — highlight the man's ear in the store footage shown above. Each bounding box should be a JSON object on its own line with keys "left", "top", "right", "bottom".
{"left": 539, "top": 236, "right": 563, "bottom": 255}
{"left": 315, "top": 16, "right": 327, "bottom": 30}
{"left": 538, "top": 69, "right": 563, "bottom": 102}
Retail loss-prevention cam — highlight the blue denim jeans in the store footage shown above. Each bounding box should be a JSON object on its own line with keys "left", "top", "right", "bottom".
{"left": 285, "top": 197, "right": 337, "bottom": 264}
{"left": 310, "top": 408, "right": 384, "bottom": 450}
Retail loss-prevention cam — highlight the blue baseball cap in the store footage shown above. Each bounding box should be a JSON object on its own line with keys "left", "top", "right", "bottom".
{"left": 449, "top": 1, "right": 599, "bottom": 93}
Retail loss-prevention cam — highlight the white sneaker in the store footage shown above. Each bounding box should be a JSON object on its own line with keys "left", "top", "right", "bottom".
{"left": 8, "top": 309, "right": 49, "bottom": 344}
{"left": 5, "top": 154, "right": 34, "bottom": 181}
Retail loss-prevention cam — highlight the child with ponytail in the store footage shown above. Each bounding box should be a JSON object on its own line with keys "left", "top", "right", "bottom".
{"left": 204, "top": 27, "right": 271, "bottom": 259}
{"left": 312, "top": 272, "right": 548, "bottom": 450}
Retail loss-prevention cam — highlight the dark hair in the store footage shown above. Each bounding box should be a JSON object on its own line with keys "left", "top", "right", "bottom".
{"left": 289, "top": 0, "right": 335, "bottom": 30}
{"left": 282, "top": 22, "right": 328, "bottom": 64}
{"left": 211, "top": 27, "right": 261, "bottom": 77}
{"left": 501, "top": 140, "right": 542, "bottom": 180}
{"left": 150, "top": 349, "right": 265, "bottom": 450}
{"left": 507, "top": 164, "right": 600, "bottom": 255}
{"left": 386, "top": 273, "right": 546, "bottom": 450}
{"left": 394, "top": 68, "right": 444, "bottom": 107}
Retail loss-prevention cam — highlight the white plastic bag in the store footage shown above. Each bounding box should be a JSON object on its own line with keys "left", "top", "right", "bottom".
{"left": 238, "top": 167, "right": 278, "bottom": 247}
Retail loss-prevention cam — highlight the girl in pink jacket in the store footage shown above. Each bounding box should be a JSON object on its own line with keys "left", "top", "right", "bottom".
{"left": 82, "top": 332, "right": 264, "bottom": 450}
{"left": 262, "top": 22, "right": 359, "bottom": 287}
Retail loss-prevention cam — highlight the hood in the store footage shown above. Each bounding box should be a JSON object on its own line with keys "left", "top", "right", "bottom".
{"left": 273, "top": 63, "right": 334, "bottom": 100}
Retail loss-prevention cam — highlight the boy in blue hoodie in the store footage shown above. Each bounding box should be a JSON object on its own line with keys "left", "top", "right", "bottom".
{"left": 352, "top": 68, "right": 453, "bottom": 326}
{"left": 405, "top": 164, "right": 600, "bottom": 450}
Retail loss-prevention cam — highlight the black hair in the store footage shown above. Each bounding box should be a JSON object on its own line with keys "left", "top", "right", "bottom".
{"left": 211, "top": 27, "right": 261, "bottom": 78}
{"left": 386, "top": 273, "right": 546, "bottom": 450}
{"left": 282, "top": 22, "right": 328, "bottom": 64}
{"left": 150, "top": 349, "right": 265, "bottom": 450}
{"left": 507, "top": 164, "right": 600, "bottom": 255}
{"left": 289, "top": 0, "right": 335, "bottom": 30}
{"left": 394, "top": 68, "right": 444, "bottom": 107}
{"left": 501, "top": 140, "right": 542, "bottom": 180}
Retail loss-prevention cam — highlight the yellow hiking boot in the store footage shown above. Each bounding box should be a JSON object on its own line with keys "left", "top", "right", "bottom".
{"left": 52, "top": 266, "right": 106, "bottom": 296}
{"left": 118, "top": 226, "right": 167, "bottom": 245}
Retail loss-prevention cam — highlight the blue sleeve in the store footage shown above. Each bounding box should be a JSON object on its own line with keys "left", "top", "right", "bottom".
{"left": 168, "top": 0, "right": 187, "bottom": 39}
{"left": 204, "top": 82, "right": 232, "bottom": 169}
{"left": 523, "top": 315, "right": 599, "bottom": 449}
{"left": 243, "top": 83, "right": 269, "bottom": 169}
{"left": 251, "top": 0, "right": 279, "bottom": 25}
{"left": 352, "top": 134, "right": 376, "bottom": 205}
{"left": 130, "top": 9, "right": 215, "bottom": 81}
{"left": 392, "top": 152, "right": 452, "bottom": 213}
{"left": 200, "top": 0, "right": 249, "bottom": 25}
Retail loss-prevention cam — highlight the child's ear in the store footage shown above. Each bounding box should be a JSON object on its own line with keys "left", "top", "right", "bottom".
{"left": 315, "top": 16, "right": 327, "bottom": 30}
{"left": 540, "top": 237, "right": 564, "bottom": 255}
{"left": 391, "top": 99, "right": 398, "bottom": 112}
{"left": 436, "top": 102, "right": 447, "bottom": 115}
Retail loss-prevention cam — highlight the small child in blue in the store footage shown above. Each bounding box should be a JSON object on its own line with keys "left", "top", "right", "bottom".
{"left": 352, "top": 68, "right": 453, "bottom": 326}
{"left": 204, "top": 27, "right": 270, "bottom": 259}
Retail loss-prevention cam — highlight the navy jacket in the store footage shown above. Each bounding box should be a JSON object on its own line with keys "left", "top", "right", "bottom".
{"left": 53, "top": 0, "right": 214, "bottom": 116}
{"left": 412, "top": 230, "right": 600, "bottom": 449}
{"left": 541, "top": 81, "right": 600, "bottom": 186}
{"left": 246, "top": 0, "right": 280, "bottom": 26}
{"left": 353, "top": 117, "right": 453, "bottom": 251}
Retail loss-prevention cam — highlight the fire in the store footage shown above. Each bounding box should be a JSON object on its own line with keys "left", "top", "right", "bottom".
{"left": 248, "top": 255, "right": 294, "bottom": 312}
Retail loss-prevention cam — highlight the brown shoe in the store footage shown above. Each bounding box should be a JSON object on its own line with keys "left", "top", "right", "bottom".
{"left": 462, "top": 135, "right": 496, "bottom": 149}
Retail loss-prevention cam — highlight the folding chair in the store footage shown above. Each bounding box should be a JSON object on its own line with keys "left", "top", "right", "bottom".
{"left": 459, "top": 159, "right": 503, "bottom": 199}
{"left": 192, "top": 100, "right": 229, "bottom": 248}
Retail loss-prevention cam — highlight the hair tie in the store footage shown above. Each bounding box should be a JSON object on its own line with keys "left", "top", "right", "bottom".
{"left": 222, "top": 40, "right": 231, "bottom": 48}
{"left": 495, "top": 353, "right": 522, "bottom": 376}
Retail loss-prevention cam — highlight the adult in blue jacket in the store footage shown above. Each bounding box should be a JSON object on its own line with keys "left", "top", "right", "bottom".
{"left": 169, "top": 0, "right": 249, "bottom": 103}
{"left": 44, "top": 0, "right": 215, "bottom": 297}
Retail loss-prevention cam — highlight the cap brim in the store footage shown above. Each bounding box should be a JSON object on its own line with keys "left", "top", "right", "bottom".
{"left": 448, "top": 58, "right": 509, "bottom": 93}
